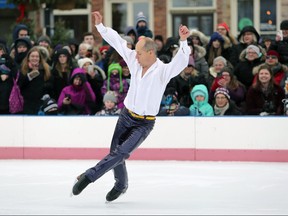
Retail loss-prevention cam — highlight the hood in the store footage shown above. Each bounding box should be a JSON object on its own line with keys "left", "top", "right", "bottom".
{"left": 237, "top": 25, "right": 260, "bottom": 43}
{"left": 70, "top": 68, "right": 86, "bottom": 84}
{"left": 12, "top": 24, "right": 29, "bottom": 42}
{"left": 190, "top": 84, "right": 209, "bottom": 105}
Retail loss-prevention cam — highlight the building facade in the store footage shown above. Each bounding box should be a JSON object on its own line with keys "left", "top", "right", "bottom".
{"left": 0, "top": 0, "right": 288, "bottom": 46}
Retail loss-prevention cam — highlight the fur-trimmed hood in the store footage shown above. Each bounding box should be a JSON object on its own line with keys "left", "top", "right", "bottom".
{"left": 190, "top": 29, "right": 209, "bottom": 47}
{"left": 193, "top": 44, "right": 206, "bottom": 60}
{"left": 239, "top": 45, "right": 266, "bottom": 62}
{"left": 252, "top": 62, "right": 288, "bottom": 76}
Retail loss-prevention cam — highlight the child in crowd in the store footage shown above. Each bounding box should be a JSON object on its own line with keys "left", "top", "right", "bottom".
{"left": 95, "top": 91, "right": 121, "bottom": 116}
{"left": 189, "top": 84, "right": 214, "bottom": 116}
{"left": 101, "top": 62, "right": 129, "bottom": 109}
{"left": 38, "top": 94, "right": 59, "bottom": 115}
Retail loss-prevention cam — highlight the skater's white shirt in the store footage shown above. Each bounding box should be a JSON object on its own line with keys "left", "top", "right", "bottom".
{"left": 96, "top": 23, "right": 190, "bottom": 116}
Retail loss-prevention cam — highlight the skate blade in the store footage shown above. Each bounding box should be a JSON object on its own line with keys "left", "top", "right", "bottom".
{"left": 70, "top": 178, "right": 78, "bottom": 197}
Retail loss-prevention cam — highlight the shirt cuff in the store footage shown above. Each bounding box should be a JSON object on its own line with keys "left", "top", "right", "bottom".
{"left": 95, "top": 23, "right": 107, "bottom": 33}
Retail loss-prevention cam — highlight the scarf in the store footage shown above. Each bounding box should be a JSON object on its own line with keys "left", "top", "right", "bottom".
{"left": 214, "top": 103, "right": 229, "bottom": 116}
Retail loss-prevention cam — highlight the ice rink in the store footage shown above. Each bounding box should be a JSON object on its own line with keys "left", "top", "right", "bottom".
{"left": 1, "top": 160, "right": 288, "bottom": 215}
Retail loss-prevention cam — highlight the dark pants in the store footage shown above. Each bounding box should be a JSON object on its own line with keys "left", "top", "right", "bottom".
{"left": 85, "top": 107, "right": 155, "bottom": 192}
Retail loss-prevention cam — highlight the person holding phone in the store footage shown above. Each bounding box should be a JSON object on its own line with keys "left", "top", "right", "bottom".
{"left": 71, "top": 11, "right": 191, "bottom": 202}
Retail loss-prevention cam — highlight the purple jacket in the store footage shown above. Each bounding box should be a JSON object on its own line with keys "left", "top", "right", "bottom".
{"left": 58, "top": 68, "right": 96, "bottom": 114}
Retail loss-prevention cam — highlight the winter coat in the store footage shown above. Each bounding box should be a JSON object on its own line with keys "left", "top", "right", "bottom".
{"left": 58, "top": 68, "right": 96, "bottom": 115}
{"left": 234, "top": 47, "right": 266, "bottom": 90}
{"left": 189, "top": 84, "right": 214, "bottom": 116}
{"left": 245, "top": 83, "right": 285, "bottom": 115}
{"left": 18, "top": 65, "right": 54, "bottom": 114}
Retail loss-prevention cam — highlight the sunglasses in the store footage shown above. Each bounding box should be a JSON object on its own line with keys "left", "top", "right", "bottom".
{"left": 266, "top": 55, "right": 278, "bottom": 60}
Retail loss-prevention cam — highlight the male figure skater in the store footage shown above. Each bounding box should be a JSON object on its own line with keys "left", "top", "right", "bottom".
{"left": 72, "top": 11, "right": 191, "bottom": 202}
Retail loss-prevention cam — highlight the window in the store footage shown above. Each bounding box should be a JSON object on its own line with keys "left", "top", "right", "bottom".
{"left": 172, "top": 14, "right": 213, "bottom": 37}
{"left": 237, "top": 0, "right": 254, "bottom": 31}
{"left": 110, "top": 1, "right": 150, "bottom": 34}
{"left": 260, "top": 0, "right": 276, "bottom": 31}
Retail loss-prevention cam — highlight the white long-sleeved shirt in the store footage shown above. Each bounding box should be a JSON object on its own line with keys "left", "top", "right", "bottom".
{"left": 96, "top": 23, "right": 190, "bottom": 116}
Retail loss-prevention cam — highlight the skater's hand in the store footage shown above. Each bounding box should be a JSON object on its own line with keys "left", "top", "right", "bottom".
{"left": 92, "top": 11, "right": 102, "bottom": 25}
{"left": 179, "top": 25, "right": 190, "bottom": 41}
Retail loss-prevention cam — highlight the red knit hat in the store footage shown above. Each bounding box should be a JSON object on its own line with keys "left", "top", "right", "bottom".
{"left": 267, "top": 50, "right": 280, "bottom": 59}
{"left": 217, "top": 22, "right": 230, "bottom": 32}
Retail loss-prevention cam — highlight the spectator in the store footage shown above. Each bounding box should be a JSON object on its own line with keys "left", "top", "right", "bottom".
{"left": 135, "top": 11, "right": 153, "bottom": 38}
{"left": 12, "top": 23, "right": 29, "bottom": 42}
{"left": 13, "top": 37, "right": 33, "bottom": 67}
{"left": 245, "top": 65, "right": 285, "bottom": 115}
{"left": 119, "top": 59, "right": 131, "bottom": 84}
{"left": 0, "top": 54, "right": 17, "bottom": 114}
{"left": 275, "top": 20, "right": 288, "bottom": 66}
{"left": 38, "top": 94, "right": 59, "bottom": 115}
{"left": 18, "top": 46, "right": 54, "bottom": 114}
{"left": 207, "top": 56, "right": 232, "bottom": 90}
{"left": 189, "top": 29, "right": 209, "bottom": 47}
{"left": 158, "top": 87, "right": 190, "bottom": 116}
{"left": 101, "top": 62, "right": 129, "bottom": 109}
{"left": 78, "top": 57, "right": 106, "bottom": 114}
{"left": 167, "top": 55, "right": 207, "bottom": 108}
{"left": 96, "top": 45, "right": 109, "bottom": 71}
{"left": 75, "top": 42, "right": 92, "bottom": 61}
{"left": 37, "top": 35, "right": 53, "bottom": 65}
{"left": 205, "top": 31, "right": 231, "bottom": 67}
{"left": 234, "top": 44, "right": 266, "bottom": 90}
{"left": 252, "top": 50, "right": 288, "bottom": 89}
{"left": 95, "top": 90, "right": 121, "bottom": 116}
{"left": 230, "top": 25, "right": 261, "bottom": 67}
{"left": 213, "top": 87, "right": 242, "bottom": 115}
{"left": 51, "top": 48, "right": 76, "bottom": 101}
{"left": 124, "top": 26, "right": 138, "bottom": 46}
{"left": 154, "top": 35, "right": 165, "bottom": 57}
{"left": 210, "top": 66, "right": 246, "bottom": 109}
{"left": 57, "top": 68, "right": 96, "bottom": 115}
{"left": 189, "top": 84, "right": 214, "bottom": 116}
{"left": 216, "top": 22, "right": 238, "bottom": 46}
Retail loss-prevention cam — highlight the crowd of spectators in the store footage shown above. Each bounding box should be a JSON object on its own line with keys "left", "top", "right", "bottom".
{"left": 0, "top": 12, "right": 288, "bottom": 116}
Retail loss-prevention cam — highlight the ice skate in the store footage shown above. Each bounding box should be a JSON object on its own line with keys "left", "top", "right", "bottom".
{"left": 71, "top": 173, "right": 91, "bottom": 196}
{"left": 105, "top": 187, "right": 127, "bottom": 203}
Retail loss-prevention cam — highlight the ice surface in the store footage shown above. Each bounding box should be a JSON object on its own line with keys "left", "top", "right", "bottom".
{"left": 0, "top": 160, "right": 288, "bottom": 215}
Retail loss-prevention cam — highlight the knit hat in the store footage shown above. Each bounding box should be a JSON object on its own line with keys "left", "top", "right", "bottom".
{"left": 37, "top": 35, "right": 51, "bottom": 46}
{"left": 217, "top": 22, "right": 230, "bottom": 32}
{"left": 246, "top": 45, "right": 260, "bottom": 56}
{"left": 41, "top": 94, "right": 58, "bottom": 113}
{"left": 77, "top": 57, "right": 93, "bottom": 68}
{"left": 208, "top": 32, "right": 224, "bottom": 46}
{"left": 99, "top": 45, "right": 109, "bottom": 54}
{"left": 136, "top": 11, "right": 147, "bottom": 24}
{"left": 267, "top": 50, "right": 280, "bottom": 59}
{"left": 103, "top": 91, "right": 117, "bottom": 103}
{"left": 280, "top": 20, "right": 288, "bottom": 30}
{"left": 214, "top": 87, "right": 230, "bottom": 100}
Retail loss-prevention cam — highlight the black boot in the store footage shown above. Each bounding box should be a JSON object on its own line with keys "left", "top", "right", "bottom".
{"left": 72, "top": 173, "right": 91, "bottom": 195}
{"left": 106, "top": 187, "right": 127, "bottom": 202}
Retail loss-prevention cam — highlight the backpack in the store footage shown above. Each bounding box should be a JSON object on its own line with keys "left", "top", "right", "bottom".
{"left": 9, "top": 72, "right": 24, "bottom": 114}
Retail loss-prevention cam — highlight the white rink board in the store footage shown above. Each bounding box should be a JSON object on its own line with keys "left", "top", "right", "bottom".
{"left": 0, "top": 116, "right": 287, "bottom": 150}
